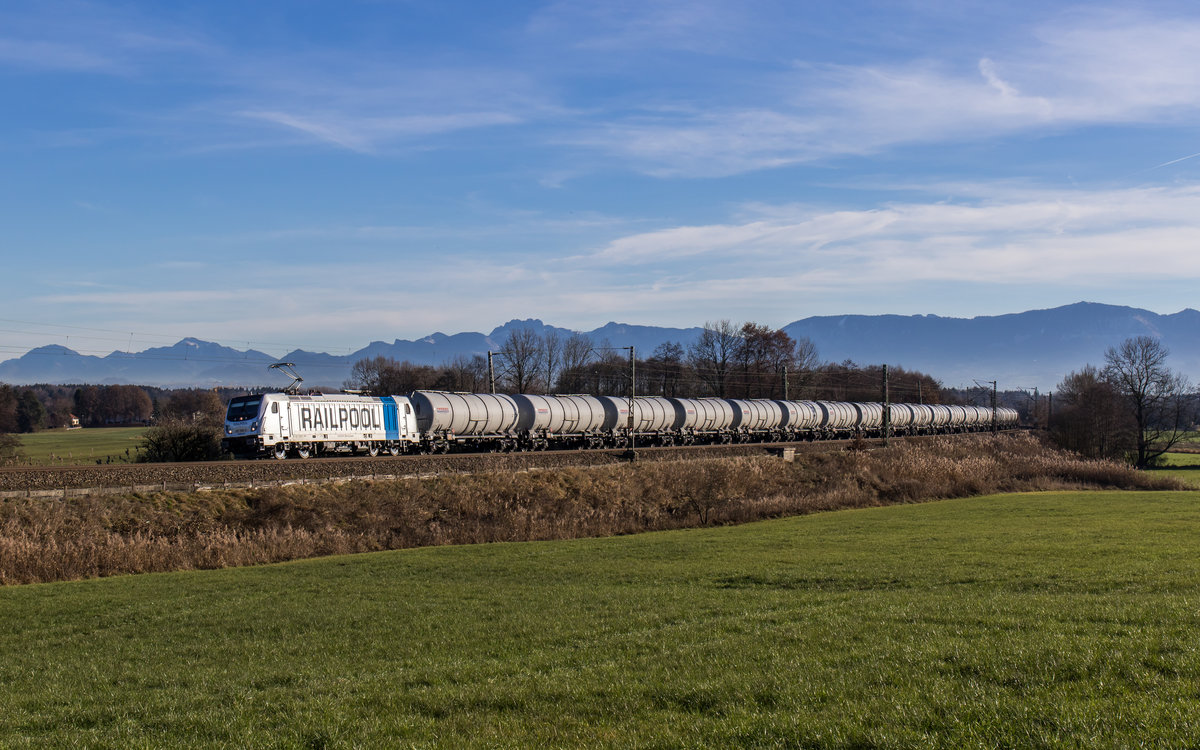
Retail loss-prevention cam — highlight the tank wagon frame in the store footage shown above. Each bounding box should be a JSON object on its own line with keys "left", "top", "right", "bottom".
{"left": 223, "top": 390, "right": 1020, "bottom": 459}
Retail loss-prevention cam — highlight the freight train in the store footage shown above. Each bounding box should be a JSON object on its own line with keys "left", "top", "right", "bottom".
{"left": 222, "top": 390, "right": 1020, "bottom": 459}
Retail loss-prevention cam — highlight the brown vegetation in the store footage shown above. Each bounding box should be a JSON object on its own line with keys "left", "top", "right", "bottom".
{"left": 0, "top": 433, "right": 1182, "bottom": 585}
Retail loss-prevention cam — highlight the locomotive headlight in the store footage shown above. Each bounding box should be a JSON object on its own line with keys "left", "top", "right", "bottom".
{"left": 251, "top": 421, "right": 258, "bottom": 430}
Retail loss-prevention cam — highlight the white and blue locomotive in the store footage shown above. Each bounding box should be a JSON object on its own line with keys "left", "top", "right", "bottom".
{"left": 222, "top": 390, "right": 1020, "bottom": 459}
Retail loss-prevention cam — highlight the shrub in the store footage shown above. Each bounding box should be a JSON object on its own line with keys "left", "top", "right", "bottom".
{"left": 139, "top": 419, "right": 225, "bottom": 462}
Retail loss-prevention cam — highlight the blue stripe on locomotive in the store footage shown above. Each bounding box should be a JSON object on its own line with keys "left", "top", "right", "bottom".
{"left": 380, "top": 396, "right": 400, "bottom": 441}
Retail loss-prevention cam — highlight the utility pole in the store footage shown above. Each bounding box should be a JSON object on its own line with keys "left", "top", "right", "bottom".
{"left": 990, "top": 380, "right": 998, "bottom": 433}
{"left": 881, "top": 364, "right": 890, "bottom": 445}
{"left": 1047, "top": 392, "right": 1053, "bottom": 428}
{"left": 782, "top": 365, "right": 789, "bottom": 401}
{"left": 487, "top": 351, "right": 496, "bottom": 394}
{"left": 1033, "top": 387, "right": 1039, "bottom": 429}
{"left": 625, "top": 346, "right": 636, "bottom": 455}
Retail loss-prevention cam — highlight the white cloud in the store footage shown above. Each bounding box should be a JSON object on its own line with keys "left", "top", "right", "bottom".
{"left": 584, "top": 185, "right": 1200, "bottom": 290}
{"left": 579, "top": 11, "right": 1200, "bottom": 176}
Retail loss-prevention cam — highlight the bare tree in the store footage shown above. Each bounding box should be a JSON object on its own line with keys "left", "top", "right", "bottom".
{"left": 499, "top": 328, "right": 544, "bottom": 393}
{"left": 441, "top": 354, "right": 489, "bottom": 393}
{"left": 1104, "top": 336, "right": 1192, "bottom": 468}
{"left": 789, "top": 337, "right": 820, "bottom": 398}
{"left": 346, "top": 356, "right": 439, "bottom": 395}
{"left": 541, "top": 330, "right": 562, "bottom": 393}
{"left": 688, "top": 320, "right": 740, "bottom": 397}
{"left": 648, "top": 341, "right": 686, "bottom": 397}
{"left": 557, "top": 333, "right": 593, "bottom": 393}
{"left": 1049, "top": 365, "right": 1132, "bottom": 460}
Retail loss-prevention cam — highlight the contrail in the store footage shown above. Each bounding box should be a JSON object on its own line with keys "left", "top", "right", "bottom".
{"left": 1152, "top": 151, "right": 1200, "bottom": 169}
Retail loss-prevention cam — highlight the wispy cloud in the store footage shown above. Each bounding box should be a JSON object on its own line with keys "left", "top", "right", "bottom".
{"left": 237, "top": 110, "right": 522, "bottom": 153}
{"left": 585, "top": 185, "right": 1200, "bottom": 287}
{"left": 0, "top": 1, "right": 211, "bottom": 76}
{"left": 575, "top": 10, "right": 1200, "bottom": 176}
{"left": 528, "top": 0, "right": 754, "bottom": 55}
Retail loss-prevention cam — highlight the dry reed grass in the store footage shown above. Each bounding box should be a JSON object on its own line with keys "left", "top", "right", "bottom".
{"left": 0, "top": 433, "right": 1181, "bottom": 585}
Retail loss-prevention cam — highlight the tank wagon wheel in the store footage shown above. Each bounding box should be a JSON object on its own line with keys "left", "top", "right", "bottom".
{"left": 272, "top": 443, "right": 288, "bottom": 460}
{"left": 366, "top": 443, "right": 380, "bottom": 458}
{"left": 296, "top": 443, "right": 313, "bottom": 459}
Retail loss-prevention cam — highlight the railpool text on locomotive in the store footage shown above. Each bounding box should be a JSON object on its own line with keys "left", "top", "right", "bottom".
{"left": 297, "top": 405, "right": 382, "bottom": 431}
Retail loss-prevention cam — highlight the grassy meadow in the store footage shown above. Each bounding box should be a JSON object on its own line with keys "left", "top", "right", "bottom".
{"left": 2, "top": 490, "right": 1199, "bottom": 747}
{"left": 14, "top": 427, "right": 146, "bottom": 466}
{"left": 1151, "top": 453, "right": 1200, "bottom": 487}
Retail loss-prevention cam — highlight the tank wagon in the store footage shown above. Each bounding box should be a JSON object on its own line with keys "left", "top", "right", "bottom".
{"left": 223, "top": 389, "right": 1021, "bottom": 459}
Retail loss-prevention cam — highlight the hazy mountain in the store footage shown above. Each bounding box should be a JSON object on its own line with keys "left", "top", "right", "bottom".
{"left": 1, "top": 303, "right": 1196, "bottom": 391}
{"left": 783, "top": 302, "right": 1200, "bottom": 389}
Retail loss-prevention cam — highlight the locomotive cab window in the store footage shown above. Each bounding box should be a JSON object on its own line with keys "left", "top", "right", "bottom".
{"left": 271, "top": 403, "right": 279, "bottom": 414}
{"left": 226, "top": 396, "right": 263, "bottom": 422}
{"left": 405, "top": 404, "right": 411, "bottom": 414}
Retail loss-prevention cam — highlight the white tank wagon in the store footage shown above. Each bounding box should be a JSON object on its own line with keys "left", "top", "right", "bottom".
{"left": 853, "top": 403, "right": 885, "bottom": 434}
{"left": 725, "top": 399, "right": 785, "bottom": 440}
{"left": 505, "top": 394, "right": 609, "bottom": 449}
{"left": 946, "top": 405, "right": 969, "bottom": 432}
{"left": 965, "top": 406, "right": 990, "bottom": 429}
{"left": 775, "top": 400, "right": 823, "bottom": 437}
{"left": 816, "top": 401, "right": 859, "bottom": 437}
{"left": 591, "top": 396, "right": 686, "bottom": 446}
{"left": 411, "top": 391, "right": 521, "bottom": 452}
{"left": 511, "top": 394, "right": 613, "bottom": 448}
{"left": 928, "top": 404, "right": 953, "bottom": 431}
{"left": 908, "top": 404, "right": 935, "bottom": 433}
{"left": 223, "top": 392, "right": 418, "bottom": 459}
{"left": 513, "top": 394, "right": 563, "bottom": 433}
{"left": 630, "top": 397, "right": 678, "bottom": 435}
{"left": 887, "top": 403, "right": 916, "bottom": 433}
{"left": 668, "top": 398, "right": 736, "bottom": 442}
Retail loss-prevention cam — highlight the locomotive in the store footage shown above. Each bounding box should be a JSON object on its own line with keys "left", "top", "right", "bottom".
{"left": 222, "top": 389, "right": 1020, "bottom": 459}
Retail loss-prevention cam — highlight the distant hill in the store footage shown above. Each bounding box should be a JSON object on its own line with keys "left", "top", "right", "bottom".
{"left": 1, "top": 303, "right": 1196, "bottom": 391}
{"left": 783, "top": 302, "right": 1200, "bottom": 391}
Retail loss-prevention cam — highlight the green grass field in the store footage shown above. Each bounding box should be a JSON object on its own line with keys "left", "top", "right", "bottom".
{"left": 2, "top": 490, "right": 1199, "bottom": 747}
{"left": 14, "top": 427, "right": 146, "bottom": 465}
{"left": 1152, "top": 453, "right": 1200, "bottom": 487}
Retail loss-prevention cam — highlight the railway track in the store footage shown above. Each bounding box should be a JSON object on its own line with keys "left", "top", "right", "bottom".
{"left": 0, "top": 437, "right": 890, "bottom": 493}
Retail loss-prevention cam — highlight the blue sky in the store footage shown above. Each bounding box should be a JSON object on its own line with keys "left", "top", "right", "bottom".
{"left": 3, "top": 0, "right": 1200, "bottom": 359}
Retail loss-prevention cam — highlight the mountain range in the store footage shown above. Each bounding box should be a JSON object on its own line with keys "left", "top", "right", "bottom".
{"left": 2, "top": 302, "right": 1197, "bottom": 392}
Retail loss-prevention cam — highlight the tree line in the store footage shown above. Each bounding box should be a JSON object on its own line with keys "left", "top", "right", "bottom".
{"left": 346, "top": 320, "right": 946, "bottom": 404}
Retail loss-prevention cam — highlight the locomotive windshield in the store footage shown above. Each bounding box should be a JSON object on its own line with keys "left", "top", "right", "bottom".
{"left": 226, "top": 396, "right": 263, "bottom": 422}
